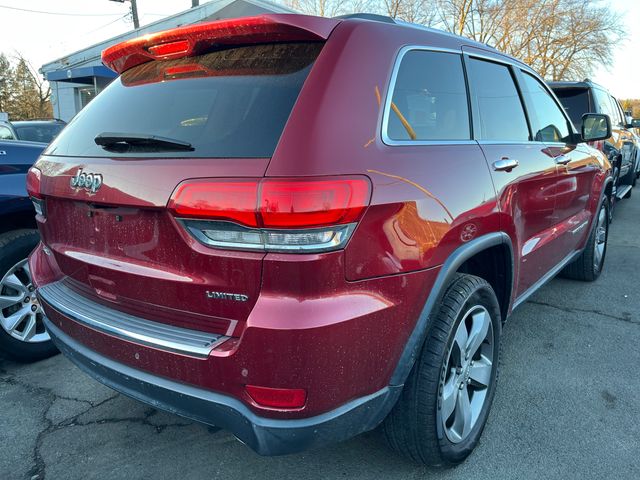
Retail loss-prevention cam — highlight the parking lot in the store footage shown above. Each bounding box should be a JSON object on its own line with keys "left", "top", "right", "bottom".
{"left": 1, "top": 195, "right": 639, "bottom": 480}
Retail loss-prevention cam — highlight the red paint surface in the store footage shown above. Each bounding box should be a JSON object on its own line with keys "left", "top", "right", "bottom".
{"left": 30, "top": 15, "right": 609, "bottom": 419}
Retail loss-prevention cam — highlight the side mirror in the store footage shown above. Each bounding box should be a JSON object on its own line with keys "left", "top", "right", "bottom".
{"left": 581, "top": 113, "right": 611, "bottom": 142}
{"left": 632, "top": 119, "right": 640, "bottom": 128}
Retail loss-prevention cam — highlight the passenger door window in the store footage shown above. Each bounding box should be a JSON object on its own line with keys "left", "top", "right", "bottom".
{"left": 385, "top": 50, "right": 470, "bottom": 142}
{"left": 465, "top": 58, "right": 529, "bottom": 142}
{"left": 520, "top": 72, "right": 571, "bottom": 143}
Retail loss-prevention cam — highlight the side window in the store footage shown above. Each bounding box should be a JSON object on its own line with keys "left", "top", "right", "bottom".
{"left": 592, "top": 88, "right": 615, "bottom": 122}
{"left": 520, "top": 72, "right": 571, "bottom": 143}
{"left": 610, "top": 96, "right": 625, "bottom": 126}
{"left": 386, "top": 50, "right": 470, "bottom": 141}
{"left": 606, "top": 95, "right": 620, "bottom": 125}
{"left": 0, "top": 125, "right": 13, "bottom": 140}
{"left": 466, "top": 58, "right": 529, "bottom": 142}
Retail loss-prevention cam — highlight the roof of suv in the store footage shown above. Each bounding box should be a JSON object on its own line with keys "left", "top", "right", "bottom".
{"left": 12, "top": 120, "right": 65, "bottom": 126}
{"left": 548, "top": 80, "right": 608, "bottom": 91}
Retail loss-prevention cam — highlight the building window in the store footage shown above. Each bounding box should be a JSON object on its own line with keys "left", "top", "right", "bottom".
{"left": 77, "top": 86, "right": 97, "bottom": 110}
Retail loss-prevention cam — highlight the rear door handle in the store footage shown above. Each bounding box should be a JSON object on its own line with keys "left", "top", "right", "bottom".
{"left": 555, "top": 155, "right": 571, "bottom": 165}
{"left": 493, "top": 158, "right": 519, "bottom": 171}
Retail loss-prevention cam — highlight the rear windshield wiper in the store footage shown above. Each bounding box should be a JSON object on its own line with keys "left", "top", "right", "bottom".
{"left": 94, "top": 132, "right": 194, "bottom": 152}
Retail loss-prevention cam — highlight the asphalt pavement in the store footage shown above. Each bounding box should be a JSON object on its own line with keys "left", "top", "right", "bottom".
{"left": 2, "top": 195, "right": 639, "bottom": 480}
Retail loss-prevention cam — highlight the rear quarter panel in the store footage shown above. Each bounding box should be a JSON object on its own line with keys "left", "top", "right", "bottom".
{"left": 268, "top": 21, "right": 500, "bottom": 280}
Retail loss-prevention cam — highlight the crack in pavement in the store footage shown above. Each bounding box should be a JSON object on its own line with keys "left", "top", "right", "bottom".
{"left": 527, "top": 300, "right": 639, "bottom": 326}
{"left": 0, "top": 372, "right": 192, "bottom": 480}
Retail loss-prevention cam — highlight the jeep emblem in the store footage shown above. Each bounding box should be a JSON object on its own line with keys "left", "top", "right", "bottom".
{"left": 70, "top": 168, "right": 103, "bottom": 193}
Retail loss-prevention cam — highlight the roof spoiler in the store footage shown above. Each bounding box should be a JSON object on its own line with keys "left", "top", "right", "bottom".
{"left": 102, "top": 14, "right": 341, "bottom": 74}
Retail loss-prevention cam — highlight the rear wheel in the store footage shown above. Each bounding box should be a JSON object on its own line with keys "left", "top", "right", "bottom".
{"left": 0, "top": 230, "right": 57, "bottom": 362}
{"left": 561, "top": 200, "right": 608, "bottom": 281}
{"left": 383, "top": 274, "right": 501, "bottom": 466}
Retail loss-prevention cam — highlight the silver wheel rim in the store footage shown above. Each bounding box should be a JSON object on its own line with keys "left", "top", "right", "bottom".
{"left": 440, "top": 305, "right": 494, "bottom": 444}
{"left": 594, "top": 204, "right": 607, "bottom": 270}
{"left": 0, "top": 258, "right": 50, "bottom": 343}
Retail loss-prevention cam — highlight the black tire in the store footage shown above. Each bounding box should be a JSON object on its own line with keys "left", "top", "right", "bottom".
{"left": 0, "top": 229, "right": 58, "bottom": 362}
{"left": 383, "top": 274, "right": 501, "bottom": 467}
{"left": 561, "top": 200, "right": 608, "bottom": 282}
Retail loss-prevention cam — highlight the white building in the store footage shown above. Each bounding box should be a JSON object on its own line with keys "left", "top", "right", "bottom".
{"left": 40, "top": 0, "right": 294, "bottom": 122}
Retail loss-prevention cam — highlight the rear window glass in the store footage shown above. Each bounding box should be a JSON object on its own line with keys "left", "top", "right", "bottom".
{"left": 45, "top": 43, "right": 322, "bottom": 158}
{"left": 15, "top": 123, "right": 64, "bottom": 143}
{"left": 553, "top": 88, "right": 590, "bottom": 129}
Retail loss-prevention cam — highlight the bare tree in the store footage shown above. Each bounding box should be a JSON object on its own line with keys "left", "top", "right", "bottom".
{"left": 384, "top": 0, "right": 436, "bottom": 24}
{"left": 428, "top": 0, "right": 623, "bottom": 81}
{"left": 281, "top": 0, "right": 354, "bottom": 17}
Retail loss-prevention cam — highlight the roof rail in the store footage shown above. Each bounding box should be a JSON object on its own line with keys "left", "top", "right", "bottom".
{"left": 334, "top": 13, "right": 396, "bottom": 24}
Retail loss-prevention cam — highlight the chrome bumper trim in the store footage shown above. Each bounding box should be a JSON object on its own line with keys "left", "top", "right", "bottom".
{"left": 38, "top": 281, "right": 227, "bottom": 358}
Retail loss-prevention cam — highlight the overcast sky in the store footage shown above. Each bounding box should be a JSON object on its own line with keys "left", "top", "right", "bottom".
{"left": 0, "top": 0, "right": 638, "bottom": 98}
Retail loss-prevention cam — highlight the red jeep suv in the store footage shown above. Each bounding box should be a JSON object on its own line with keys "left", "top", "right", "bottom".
{"left": 27, "top": 14, "right": 612, "bottom": 465}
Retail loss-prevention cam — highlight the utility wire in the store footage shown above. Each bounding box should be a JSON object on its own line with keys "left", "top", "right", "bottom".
{"left": 0, "top": 4, "right": 124, "bottom": 16}
{"left": 80, "top": 13, "right": 130, "bottom": 36}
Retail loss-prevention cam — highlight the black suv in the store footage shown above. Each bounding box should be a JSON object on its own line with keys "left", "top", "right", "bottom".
{"left": 549, "top": 80, "right": 637, "bottom": 208}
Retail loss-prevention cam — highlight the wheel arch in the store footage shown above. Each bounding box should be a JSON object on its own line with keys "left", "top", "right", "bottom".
{"left": 389, "top": 232, "right": 513, "bottom": 387}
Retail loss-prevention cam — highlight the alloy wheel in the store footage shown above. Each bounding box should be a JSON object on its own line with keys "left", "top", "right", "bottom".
{"left": 0, "top": 259, "right": 49, "bottom": 343}
{"left": 440, "top": 305, "right": 494, "bottom": 444}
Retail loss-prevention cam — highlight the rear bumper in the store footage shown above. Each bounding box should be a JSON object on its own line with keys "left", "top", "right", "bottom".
{"left": 45, "top": 317, "right": 401, "bottom": 455}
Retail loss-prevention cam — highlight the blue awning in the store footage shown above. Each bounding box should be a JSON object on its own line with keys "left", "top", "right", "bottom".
{"left": 45, "top": 65, "right": 117, "bottom": 84}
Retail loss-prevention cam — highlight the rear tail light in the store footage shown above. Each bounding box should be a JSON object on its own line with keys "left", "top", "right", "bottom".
{"left": 245, "top": 385, "right": 306, "bottom": 409}
{"left": 260, "top": 179, "right": 369, "bottom": 228}
{"left": 169, "top": 177, "right": 370, "bottom": 253}
{"left": 27, "top": 167, "right": 46, "bottom": 217}
{"left": 170, "top": 180, "right": 259, "bottom": 227}
{"left": 26, "top": 167, "right": 42, "bottom": 199}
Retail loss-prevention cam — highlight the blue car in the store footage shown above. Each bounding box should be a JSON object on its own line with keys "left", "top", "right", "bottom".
{"left": 0, "top": 140, "right": 57, "bottom": 361}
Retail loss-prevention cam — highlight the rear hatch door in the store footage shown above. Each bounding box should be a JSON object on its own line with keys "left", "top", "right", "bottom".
{"left": 36, "top": 24, "right": 331, "bottom": 335}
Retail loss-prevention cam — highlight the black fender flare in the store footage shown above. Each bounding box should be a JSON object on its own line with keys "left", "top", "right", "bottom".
{"left": 389, "top": 231, "right": 513, "bottom": 387}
